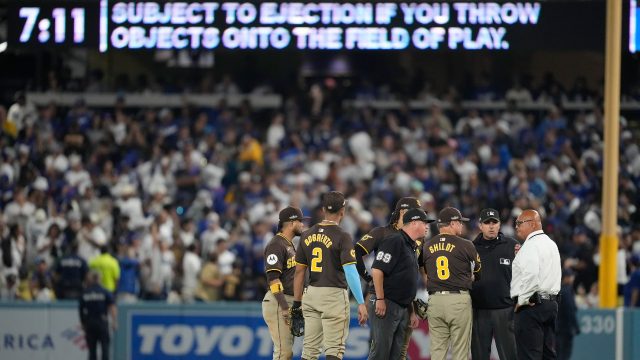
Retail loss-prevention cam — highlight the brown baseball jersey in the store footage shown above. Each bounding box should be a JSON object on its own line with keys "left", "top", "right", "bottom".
{"left": 421, "top": 234, "right": 481, "bottom": 292}
{"left": 295, "top": 222, "right": 356, "bottom": 289}
{"left": 357, "top": 225, "right": 399, "bottom": 294}
{"left": 264, "top": 233, "right": 297, "bottom": 295}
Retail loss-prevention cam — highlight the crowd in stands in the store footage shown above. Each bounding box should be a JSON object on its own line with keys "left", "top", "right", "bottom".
{"left": 0, "top": 71, "right": 639, "bottom": 307}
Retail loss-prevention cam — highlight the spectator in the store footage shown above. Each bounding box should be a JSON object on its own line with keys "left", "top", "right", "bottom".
{"left": 31, "top": 257, "right": 55, "bottom": 301}
{"left": 78, "top": 216, "right": 108, "bottom": 262}
{"left": 195, "top": 252, "right": 224, "bottom": 302}
{"left": 89, "top": 246, "right": 121, "bottom": 294}
{"left": 624, "top": 255, "right": 640, "bottom": 307}
{"left": 116, "top": 244, "right": 140, "bottom": 303}
{"left": 181, "top": 243, "right": 202, "bottom": 303}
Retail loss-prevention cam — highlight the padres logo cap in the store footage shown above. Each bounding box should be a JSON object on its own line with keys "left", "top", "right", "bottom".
{"left": 437, "top": 207, "right": 470, "bottom": 223}
{"left": 394, "top": 197, "right": 421, "bottom": 211}
{"left": 278, "top": 206, "right": 310, "bottom": 222}
{"left": 322, "top": 191, "right": 347, "bottom": 213}
{"left": 402, "top": 208, "right": 434, "bottom": 224}
{"left": 479, "top": 208, "right": 500, "bottom": 223}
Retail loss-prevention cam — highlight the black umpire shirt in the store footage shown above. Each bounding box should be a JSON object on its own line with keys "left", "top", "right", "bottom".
{"left": 371, "top": 229, "right": 418, "bottom": 307}
{"left": 470, "top": 232, "right": 519, "bottom": 309}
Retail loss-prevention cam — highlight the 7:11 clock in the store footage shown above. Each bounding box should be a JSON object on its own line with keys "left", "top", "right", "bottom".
{"left": 8, "top": 1, "right": 101, "bottom": 48}
{"left": 19, "top": 7, "right": 86, "bottom": 44}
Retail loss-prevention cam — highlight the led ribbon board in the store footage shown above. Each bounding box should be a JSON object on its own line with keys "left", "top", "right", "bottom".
{"left": 7, "top": 1, "right": 608, "bottom": 52}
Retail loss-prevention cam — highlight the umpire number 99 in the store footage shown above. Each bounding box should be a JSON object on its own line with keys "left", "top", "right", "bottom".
{"left": 580, "top": 314, "right": 615, "bottom": 335}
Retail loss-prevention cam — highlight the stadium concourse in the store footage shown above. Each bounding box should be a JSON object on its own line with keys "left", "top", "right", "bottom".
{"left": 0, "top": 73, "right": 639, "bottom": 311}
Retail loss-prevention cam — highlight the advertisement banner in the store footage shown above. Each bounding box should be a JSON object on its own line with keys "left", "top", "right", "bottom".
{"left": 126, "top": 307, "right": 371, "bottom": 360}
{"left": 0, "top": 304, "right": 86, "bottom": 360}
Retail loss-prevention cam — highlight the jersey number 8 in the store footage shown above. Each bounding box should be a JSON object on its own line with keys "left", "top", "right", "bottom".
{"left": 436, "top": 255, "right": 450, "bottom": 280}
{"left": 311, "top": 248, "right": 323, "bottom": 272}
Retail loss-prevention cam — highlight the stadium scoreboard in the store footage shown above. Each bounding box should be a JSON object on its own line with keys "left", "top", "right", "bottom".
{"left": 7, "top": 1, "right": 616, "bottom": 52}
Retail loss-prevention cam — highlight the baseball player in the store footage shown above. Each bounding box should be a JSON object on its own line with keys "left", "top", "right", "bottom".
{"left": 355, "top": 197, "right": 425, "bottom": 359}
{"left": 292, "top": 191, "right": 368, "bottom": 360}
{"left": 262, "top": 206, "right": 309, "bottom": 360}
{"left": 421, "top": 207, "right": 481, "bottom": 360}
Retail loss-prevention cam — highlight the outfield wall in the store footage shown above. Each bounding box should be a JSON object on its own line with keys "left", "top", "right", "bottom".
{"left": 0, "top": 302, "right": 637, "bottom": 360}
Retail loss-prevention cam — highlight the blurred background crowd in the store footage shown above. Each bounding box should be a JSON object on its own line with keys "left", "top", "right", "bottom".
{"left": 0, "top": 68, "right": 639, "bottom": 309}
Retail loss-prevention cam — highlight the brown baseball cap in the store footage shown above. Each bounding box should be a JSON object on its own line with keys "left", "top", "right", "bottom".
{"left": 278, "top": 206, "right": 310, "bottom": 222}
{"left": 322, "top": 191, "right": 347, "bottom": 213}
{"left": 437, "top": 207, "right": 470, "bottom": 223}
{"left": 394, "top": 197, "right": 421, "bottom": 211}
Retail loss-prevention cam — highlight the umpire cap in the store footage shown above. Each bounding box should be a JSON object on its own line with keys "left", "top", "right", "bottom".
{"left": 437, "top": 207, "right": 470, "bottom": 223}
{"left": 403, "top": 208, "right": 434, "bottom": 224}
{"left": 394, "top": 197, "right": 421, "bottom": 211}
{"left": 479, "top": 208, "right": 500, "bottom": 223}
{"left": 279, "top": 206, "right": 310, "bottom": 222}
{"left": 322, "top": 191, "right": 347, "bottom": 213}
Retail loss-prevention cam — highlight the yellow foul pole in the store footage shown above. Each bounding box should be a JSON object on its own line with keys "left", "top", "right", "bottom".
{"left": 598, "top": 0, "right": 622, "bottom": 308}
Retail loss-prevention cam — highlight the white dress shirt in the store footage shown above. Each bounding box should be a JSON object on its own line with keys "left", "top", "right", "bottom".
{"left": 510, "top": 230, "right": 561, "bottom": 305}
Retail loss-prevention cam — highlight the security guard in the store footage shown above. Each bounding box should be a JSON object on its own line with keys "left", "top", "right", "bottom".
{"left": 470, "top": 208, "right": 519, "bottom": 360}
{"left": 511, "top": 209, "right": 561, "bottom": 360}
{"left": 355, "top": 197, "right": 423, "bottom": 360}
{"left": 421, "top": 207, "right": 481, "bottom": 360}
{"left": 293, "top": 191, "right": 368, "bottom": 360}
{"left": 262, "top": 206, "right": 308, "bottom": 360}
{"left": 368, "top": 208, "right": 433, "bottom": 360}
{"left": 54, "top": 242, "right": 88, "bottom": 300}
{"left": 79, "top": 271, "right": 117, "bottom": 360}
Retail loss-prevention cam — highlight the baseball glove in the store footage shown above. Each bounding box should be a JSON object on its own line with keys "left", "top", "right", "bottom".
{"left": 289, "top": 306, "right": 304, "bottom": 337}
{"left": 413, "top": 299, "right": 428, "bottom": 320}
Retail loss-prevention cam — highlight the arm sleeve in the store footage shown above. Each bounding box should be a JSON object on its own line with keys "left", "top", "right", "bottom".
{"left": 294, "top": 241, "right": 308, "bottom": 266}
{"left": 343, "top": 263, "right": 365, "bottom": 304}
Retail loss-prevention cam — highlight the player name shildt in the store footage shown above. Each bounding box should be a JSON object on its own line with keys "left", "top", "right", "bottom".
{"left": 304, "top": 233, "right": 333, "bottom": 248}
{"left": 427, "top": 242, "right": 456, "bottom": 254}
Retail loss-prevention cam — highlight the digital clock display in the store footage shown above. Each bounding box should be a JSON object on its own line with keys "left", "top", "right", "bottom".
{"left": 7, "top": 1, "right": 611, "bottom": 52}
{"left": 8, "top": 1, "right": 101, "bottom": 48}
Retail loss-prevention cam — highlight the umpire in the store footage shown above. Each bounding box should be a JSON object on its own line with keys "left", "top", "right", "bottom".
{"left": 368, "top": 208, "right": 433, "bottom": 360}
{"left": 79, "top": 271, "right": 117, "bottom": 360}
{"left": 355, "top": 197, "right": 423, "bottom": 360}
{"left": 470, "top": 208, "right": 519, "bottom": 360}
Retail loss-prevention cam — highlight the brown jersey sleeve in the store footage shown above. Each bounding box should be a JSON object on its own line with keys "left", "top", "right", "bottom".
{"left": 265, "top": 237, "right": 286, "bottom": 274}
{"left": 356, "top": 226, "right": 386, "bottom": 254}
{"left": 295, "top": 234, "right": 309, "bottom": 266}
{"left": 340, "top": 231, "right": 357, "bottom": 266}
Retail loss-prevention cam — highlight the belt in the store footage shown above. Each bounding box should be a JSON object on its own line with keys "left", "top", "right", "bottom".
{"left": 428, "top": 290, "right": 469, "bottom": 295}
{"left": 539, "top": 293, "right": 558, "bottom": 301}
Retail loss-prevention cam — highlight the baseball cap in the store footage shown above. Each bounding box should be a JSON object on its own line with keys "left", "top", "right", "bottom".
{"left": 403, "top": 208, "right": 435, "bottom": 224}
{"left": 437, "top": 207, "right": 470, "bottom": 224}
{"left": 322, "top": 191, "right": 347, "bottom": 213}
{"left": 278, "top": 206, "right": 310, "bottom": 222}
{"left": 479, "top": 208, "right": 500, "bottom": 223}
{"left": 394, "top": 197, "right": 421, "bottom": 211}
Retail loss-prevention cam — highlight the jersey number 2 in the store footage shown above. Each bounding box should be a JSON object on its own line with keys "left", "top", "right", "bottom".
{"left": 436, "top": 255, "right": 450, "bottom": 280}
{"left": 311, "top": 248, "right": 323, "bottom": 272}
